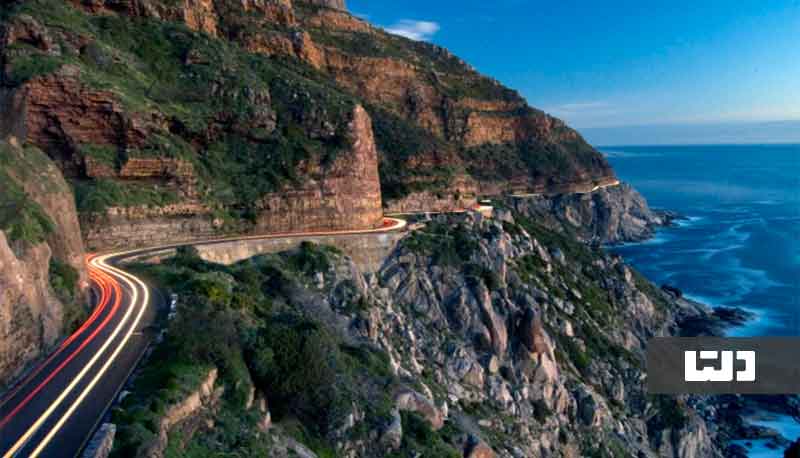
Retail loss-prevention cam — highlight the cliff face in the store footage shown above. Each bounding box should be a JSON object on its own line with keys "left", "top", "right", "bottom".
{"left": 0, "top": 139, "right": 87, "bottom": 385}
{"left": 508, "top": 183, "right": 672, "bottom": 244}
{"left": 0, "top": 232, "right": 62, "bottom": 386}
{"left": 254, "top": 105, "right": 383, "bottom": 234}
{"left": 112, "top": 212, "right": 723, "bottom": 458}
{"left": 2, "top": 0, "right": 616, "bottom": 241}
{"left": 1, "top": 1, "right": 388, "bottom": 250}
{"left": 246, "top": 2, "right": 617, "bottom": 208}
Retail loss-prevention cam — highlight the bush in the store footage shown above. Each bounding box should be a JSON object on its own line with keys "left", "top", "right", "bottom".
{"left": 403, "top": 222, "right": 478, "bottom": 267}
{"left": 49, "top": 259, "right": 87, "bottom": 333}
{"left": 0, "top": 173, "right": 54, "bottom": 244}
{"left": 72, "top": 179, "right": 179, "bottom": 214}
{"left": 247, "top": 316, "right": 346, "bottom": 433}
{"left": 287, "top": 241, "right": 337, "bottom": 276}
{"left": 386, "top": 412, "right": 460, "bottom": 458}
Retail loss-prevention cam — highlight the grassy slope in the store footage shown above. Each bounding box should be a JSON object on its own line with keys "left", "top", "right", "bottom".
{"left": 3, "top": 0, "right": 358, "bottom": 218}
{"left": 4, "top": 0, "right": 611, "bottom": 212}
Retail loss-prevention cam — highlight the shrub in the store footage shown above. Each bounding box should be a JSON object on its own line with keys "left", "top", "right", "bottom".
{"left": 386, "top": 412, "right": 460, "bottom": 458}
{"left": 72, "top": 179, "right": 179, "bottom": 214}
{"left": 247, "top": 316, "right": 345, "bottom": 433}
{"left": 287, "top": 241, "right": 337, "bottom": 276}
{"left": 0, "top": 173, "right": 54, "bottom": 244}
{"left": 49, "top": 259, "right": 87, "bottom": 333}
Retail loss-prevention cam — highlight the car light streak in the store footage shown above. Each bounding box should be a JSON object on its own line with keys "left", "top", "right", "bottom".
{"left": 0, "top": 269, "right": 120, "bottom": 430}
{"left": 27, "top": 254, "right": 151, "bottom": 457}
{"left": 0, "top": 265, "right": 110, "bottom": 411}
{"left": 1, "top": 255, "right": 135, "bottom": 458}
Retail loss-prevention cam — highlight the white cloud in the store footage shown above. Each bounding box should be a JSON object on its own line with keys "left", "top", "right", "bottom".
{"left": 384, "top": 20, "right": 440, "bottom": 41}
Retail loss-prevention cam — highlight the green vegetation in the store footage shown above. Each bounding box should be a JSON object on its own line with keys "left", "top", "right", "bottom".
{"left": 3, "top": 49, "right": 67, "bottom": 85}
{"left": 648, "top": 395, "right": 688, "bottom": 430}
{"left": 460, "top": 130, "right": 604, "bottom": 185}
{"left": 72, "top": 179, "right": 179, "bottom": 214}
{"left": 49, "top": 259, "right": 88, "bottom": 334}
{"left": 367, "top": 105, "right": 455, "bottom": 200}
{"left": 402, "top": 221, "right": 478, "bottom": 267}
{"left": 112, "top": 244, "right": 397, "bottom": 456}
{"left": 386, "top": 412, "right": 461, "bottom": 458}
{"left": 0, "top": 170, "right": 54, "bottom": 245}
{"left": 79, "top": 144, "right": 119, "bottom": 168}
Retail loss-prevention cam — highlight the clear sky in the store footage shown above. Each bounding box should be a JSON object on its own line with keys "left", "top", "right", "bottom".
{"left": 348, "top": 0, "right": 800, "bottom": 142}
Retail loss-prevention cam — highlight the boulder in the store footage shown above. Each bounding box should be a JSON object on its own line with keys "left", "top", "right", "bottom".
{"left": 465, "top": 440, "right": 496, "bottom": 458}
{"left": 394, "top": 390, "right": 445, "bottom": 430}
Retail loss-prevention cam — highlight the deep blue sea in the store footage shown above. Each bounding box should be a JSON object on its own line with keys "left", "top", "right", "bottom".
{"left": 605, "top": 144, "right": 800, "bottom": 337}
{"left": 603, "top": 144, "right": 800, "bottom": 456}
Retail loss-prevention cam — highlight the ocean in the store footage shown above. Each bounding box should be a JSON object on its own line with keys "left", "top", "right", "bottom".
{"left": 603, "top": 144, "right": 800, "bottom": 456}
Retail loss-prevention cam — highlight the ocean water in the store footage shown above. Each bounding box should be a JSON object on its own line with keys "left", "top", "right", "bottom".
{"left": 605, "top": 144, "right": 800, "bottom": 337}
{"left": 603, "top": 144, "right": 800, "bottom": 456}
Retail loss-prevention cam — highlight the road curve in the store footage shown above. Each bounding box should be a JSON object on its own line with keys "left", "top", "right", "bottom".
{"left": 0, "top": 217, "right": 406, "bottom": 458}
{"left": 511, "top": 179, "right": 622, "bottom": 198}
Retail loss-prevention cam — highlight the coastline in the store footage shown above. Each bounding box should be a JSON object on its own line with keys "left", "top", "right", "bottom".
{"left": 618, "top": 217, "right": 800, "bottom": 457}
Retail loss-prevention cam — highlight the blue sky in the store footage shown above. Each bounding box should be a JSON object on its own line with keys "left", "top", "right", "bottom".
{"left": 348, "top": 1, "right": 800, "bottom": 142}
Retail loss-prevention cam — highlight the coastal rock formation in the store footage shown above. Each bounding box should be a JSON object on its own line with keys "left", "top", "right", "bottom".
{"left": 2, "top": 0, "right": 618, "bottom": 238}
{"left": 114, "top": 211, "right": 725, "bottom": 457}
{"left": 508, "top": 182, "right": 673, "bottom": 244}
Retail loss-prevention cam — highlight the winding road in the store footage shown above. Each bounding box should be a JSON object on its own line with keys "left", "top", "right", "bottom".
{"left": 0, "top": 218, "right": 406, "bottom": 458}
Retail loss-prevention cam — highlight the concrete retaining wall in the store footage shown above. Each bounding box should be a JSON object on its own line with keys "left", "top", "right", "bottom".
{"left": 123, "top": 231, "right": 405, "bottom": 274}
{"left": 194, "top": 232, "right": 404, "bottom": 273}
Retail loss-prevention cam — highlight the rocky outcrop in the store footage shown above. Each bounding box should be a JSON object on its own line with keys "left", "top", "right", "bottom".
{"left": 1, "top": 66, "right": 152, "bottom": 176}
{"left": 0, "top": 139, "right": 87, "bottom": 385}
{"left": 465, "top": 440, "right": 496, "bottom": 458}
{"left": 254, "top": 104, "right": 383, "bottom": 234}
{"left": 141, "top": 367, "right": 223, "bottom": 458}
{"left": 393, "top": 389, "right": 445, "bottom": 430}
{"left": 508, "top": 182, "right": 673, "bottom": 244}
{"left": 115, "top": 209, "right": 727, "bottom": 457}
{"left": 0, "top": 232, "right": 62, "bottom": 386}
{"left": 340, "top": 212, "right": 720, "bottom": 457}
{"left": 303, "top": 0, "right": 346, "bottom": 10}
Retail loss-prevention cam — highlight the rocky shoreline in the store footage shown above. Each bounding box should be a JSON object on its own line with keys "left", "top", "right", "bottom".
{"left": 632, "top": 229, "right": 799, "bottom": 458}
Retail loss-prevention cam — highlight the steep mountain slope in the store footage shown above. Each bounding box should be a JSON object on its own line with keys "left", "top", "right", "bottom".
{"left": 1, "top": 0, "right": 384, "bottom": 250}
{"left": 113, "top": 210, "right": 723, "bottom": 458}
{"left": 1, "top": 0, "right": 615, "bottom": 252}
{"left": 0, "top": 138, "right": 87, "bottom": 386}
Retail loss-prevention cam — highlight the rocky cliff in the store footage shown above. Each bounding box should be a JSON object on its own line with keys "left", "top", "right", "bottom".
{"left": 1, "top": 0, "right": 617, "bottom": 247}
{"left": 0, "top": 138, "right": 87, "bottom": 386}
{"left": 1, "top": 0, "right": 386, "bottom": 250}
{"left": 112, "top": 212, "right": 725, "bottom": 458}
{"left": 507, "top": 182, "right": 674, "bottom": 244}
